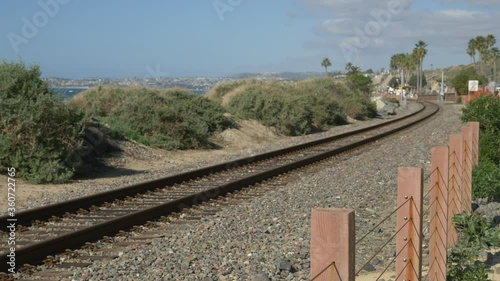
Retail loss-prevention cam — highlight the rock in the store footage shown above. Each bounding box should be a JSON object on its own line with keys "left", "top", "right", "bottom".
{"left": 493, "top": 215, "right": 500, "bottom": 227}
{"left": 477, "top": 198, "right": 489, "bottom": 205}
{"left": 475, "top": 202, "right": 500, "bottom": 224}
{"left": 277, "top": 259, "right": 292, "bottom": 272}
{"left": 471, "top": 202, "right": 480, "bottom": 212}
{"left": 251, "top": 272, "right": 271, "bottom": 281}
{"left": 363, "top": 263, "right": 376, "bottom": 272}
{"left": 372, "top": 258, "right": 382, "bottom": 265}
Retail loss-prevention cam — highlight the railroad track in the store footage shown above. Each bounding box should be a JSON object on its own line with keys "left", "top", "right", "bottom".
{"left": 0, "top": 101, "right": 439, "bottom": 277}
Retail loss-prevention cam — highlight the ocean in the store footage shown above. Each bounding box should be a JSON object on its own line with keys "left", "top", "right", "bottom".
{"left": 52, "top": 88, "right": 206, "bottom": 100}
{"left": 52, "top": 88, "right": 89, "bottom": 100}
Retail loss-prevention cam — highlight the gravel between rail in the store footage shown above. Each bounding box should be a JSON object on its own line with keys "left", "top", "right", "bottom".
{"left": 38, "top": 102, "right": 462, "bottom": 281}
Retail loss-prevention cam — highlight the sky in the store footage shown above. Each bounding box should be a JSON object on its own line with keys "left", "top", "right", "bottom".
{"left": 0, "top": 0, "right": 499, "bottom": 78}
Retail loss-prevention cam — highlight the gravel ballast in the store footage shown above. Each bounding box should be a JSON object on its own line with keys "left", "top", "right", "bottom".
{"left": 58, "top": 103, "right": 466, "bottom": 281}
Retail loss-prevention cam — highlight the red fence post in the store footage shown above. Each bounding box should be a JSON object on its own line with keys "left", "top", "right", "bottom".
{"left": 462, "top": 126, "right": 473, "bottom": 214}
{"left": 310, "top": 208, "right": 355, "bottom": 281}
{"left": 396, "top": 167, "right": 423, "bottom": 281}
{"left": 448, "top": 135, "right": 463, "bottom": 247}
{"left": 429, "top": 147, "right": 449, "bottom": 281}
{"left": 469, "top": 122, "right": 480, "bottom": 167}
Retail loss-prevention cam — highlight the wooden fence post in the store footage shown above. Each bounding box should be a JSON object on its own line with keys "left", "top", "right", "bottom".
{"left": 396, "top": 167, "right": 423, "bottom": 281}
{"left": 448, "top": 135, "right": 463, "bottom": 247}
{"left": 311, "top": 208, "right": 355, "bottom": 281}
{"left": 469, "top": 122, "right": 480, "bottom": 167}
{"left": 429, "top": 147, "right": 449, "bottom": 281}
{"left": 462, "top": 126, "right": 473, "bottom": 214}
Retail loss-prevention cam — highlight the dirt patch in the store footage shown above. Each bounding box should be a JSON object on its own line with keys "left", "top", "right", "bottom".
{"left": 210, "top": 119, "right": 282, "bottom": 148}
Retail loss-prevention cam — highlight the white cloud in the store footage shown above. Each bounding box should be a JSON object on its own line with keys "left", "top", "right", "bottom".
{"left": 440, "top": 0, "right": 500, "bottom": 8}
{"left": 300, "top": 0, "right": 500, "bottom": 67}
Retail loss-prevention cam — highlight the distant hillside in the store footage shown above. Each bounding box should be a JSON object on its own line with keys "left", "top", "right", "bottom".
{"left": 424, "top": 61, "right": 500, "bottom": 91}
{"left": 229, "top": 72, "right": 330, "bottom": 80}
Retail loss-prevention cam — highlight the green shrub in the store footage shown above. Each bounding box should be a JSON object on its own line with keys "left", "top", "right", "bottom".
{"left": 75, "top": 87, "right": 234, "bottom": 150}
{"left": 461, "top": 95, "right": 500, "bottom": 200}
{"left": 461, "top": 95, "right": 500, "bottom": 134}
{"left": 472, "top": 160, "right": 500, "bottom": 200}
{"left": 478, "top": 132, "right": 500, "bottom": 165}
{"left": 451, "top": 67, "right": 488, "bottom": 96}
{"left": 346, "top": 73, "right": 372, "bottom": 94}
{"left": 341, "top": 93, "right": 377, "bottom": 120}
{"left": 456, "top": 96, "right": 462, "bottom": 104}
{"left": 0, "top": 61, "right": 86, "bottom": 183}
{"left": 447, "top": 212, "right": 499, "bottom": 281}
{"left": 225, "top": 78, "right": 349, "bottom": 135}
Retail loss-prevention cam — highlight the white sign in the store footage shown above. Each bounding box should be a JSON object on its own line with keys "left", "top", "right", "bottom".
{"left": 468, "top": 80, "right": 479, "bottom": 92}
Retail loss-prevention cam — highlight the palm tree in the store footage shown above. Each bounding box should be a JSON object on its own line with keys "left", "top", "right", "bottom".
{"left": 345, "top": 62, "right": 354, "bottom": 74}
{"left": 489, "top": 47, "right": 499, "bottom": 83}
{"left": 467, "top": 38, "right": 478, "bottom": 70}
{"left": 405, "top": 53, "right": 418, "bottom": 84}
{"left": 475, "top": 36, "right": 487, "bottom": 75}
{"left": 413, "top": 40, "right": 428, "bottom": 94}
{"left": 486, "top": 34, "right": 496, "bottom": 49}
{"left": 485, "top": 35, "right": 497, "bottom": 81}
{"left": 321, "top": 57, "right": 332, "bottom": 75}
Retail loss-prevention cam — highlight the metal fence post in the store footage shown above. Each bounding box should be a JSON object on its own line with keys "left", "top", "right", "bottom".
{"left": 429, "top": 147, "right": 449, "bottom": 281}
{"left": 311, "top": 208, "right": 355, "bottom": 281}
{"left": 396, "top": 167, "right": 423, "bottom": 281}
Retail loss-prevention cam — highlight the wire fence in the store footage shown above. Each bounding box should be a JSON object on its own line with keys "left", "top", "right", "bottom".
{"left": 309, "top": 122, "right": 479, "bottom": 281}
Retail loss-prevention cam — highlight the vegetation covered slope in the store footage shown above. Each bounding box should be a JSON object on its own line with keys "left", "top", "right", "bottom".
{"left": 207, "top": 78, "right": 376, "bottom": 136}
{"left": 72, "top": 87, "right": 235, "bottom": 150}
{"left": 0, "top": 61, "right": 87, "bottom": 183}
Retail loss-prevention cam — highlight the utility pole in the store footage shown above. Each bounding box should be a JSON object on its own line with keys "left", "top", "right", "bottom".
{"left": 440, "top": 69, "right": 444, "bottom": 102}
{"left": 494, "top": 59, "right": 497, "bottom": 95}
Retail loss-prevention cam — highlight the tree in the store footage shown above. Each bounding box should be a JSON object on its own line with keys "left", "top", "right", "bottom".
{"left": 409, "top": 73, "right": 427, "bottom": 88}
{"left": 347, "top": 73, "right": 372, "bottom": 94}
{"left": 365, "top": 68, "right": 374, "bottom": 74}
{"left": 491, "top": 47, "right": 500, "bottom": 85}
{"left": 450, "top": 67, "right": 487, "bottom": 95}
{"left": 321, "top": 57, "right": 332, "bottom": 75}
{"left": 390, "top": 53, "right": 414, "bottom": 86}
{"left": 345, "top": 62, "right": 360, "bottom": 75}
{"left": 467, "top": 38, "right": 478, "bottom": 71}
{"left": 470, "top": 34, "right": 498, "bottom": 79}
{"left": 475, "top": 36, "right": 488, "bottom": 75}
{"left": 413, "top": 40, "right": 428, "bottom": 94}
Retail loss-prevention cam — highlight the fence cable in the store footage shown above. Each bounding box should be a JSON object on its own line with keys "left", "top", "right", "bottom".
{"left": 449, "top": 151, "right": 464, "bottom": 170}
{"left": 355, "top": 218, "right": 411, "bottom": 276}
{"left": 423, "top": 167, "right": 437, "bottom": 183}
{"left": 310, "top": 260, "right": 336, "bottom": 281}
{"left": 393, "top": 257, "right": 411, "bottom": 281}
{"left": 374, "top": 240, "right": 409, "bottom": 281}
{"left": 424, "top": 182, "right": 438, "bottom": 200}
{"left": 355, "top": 197, "right": 411, "bottom": 245}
